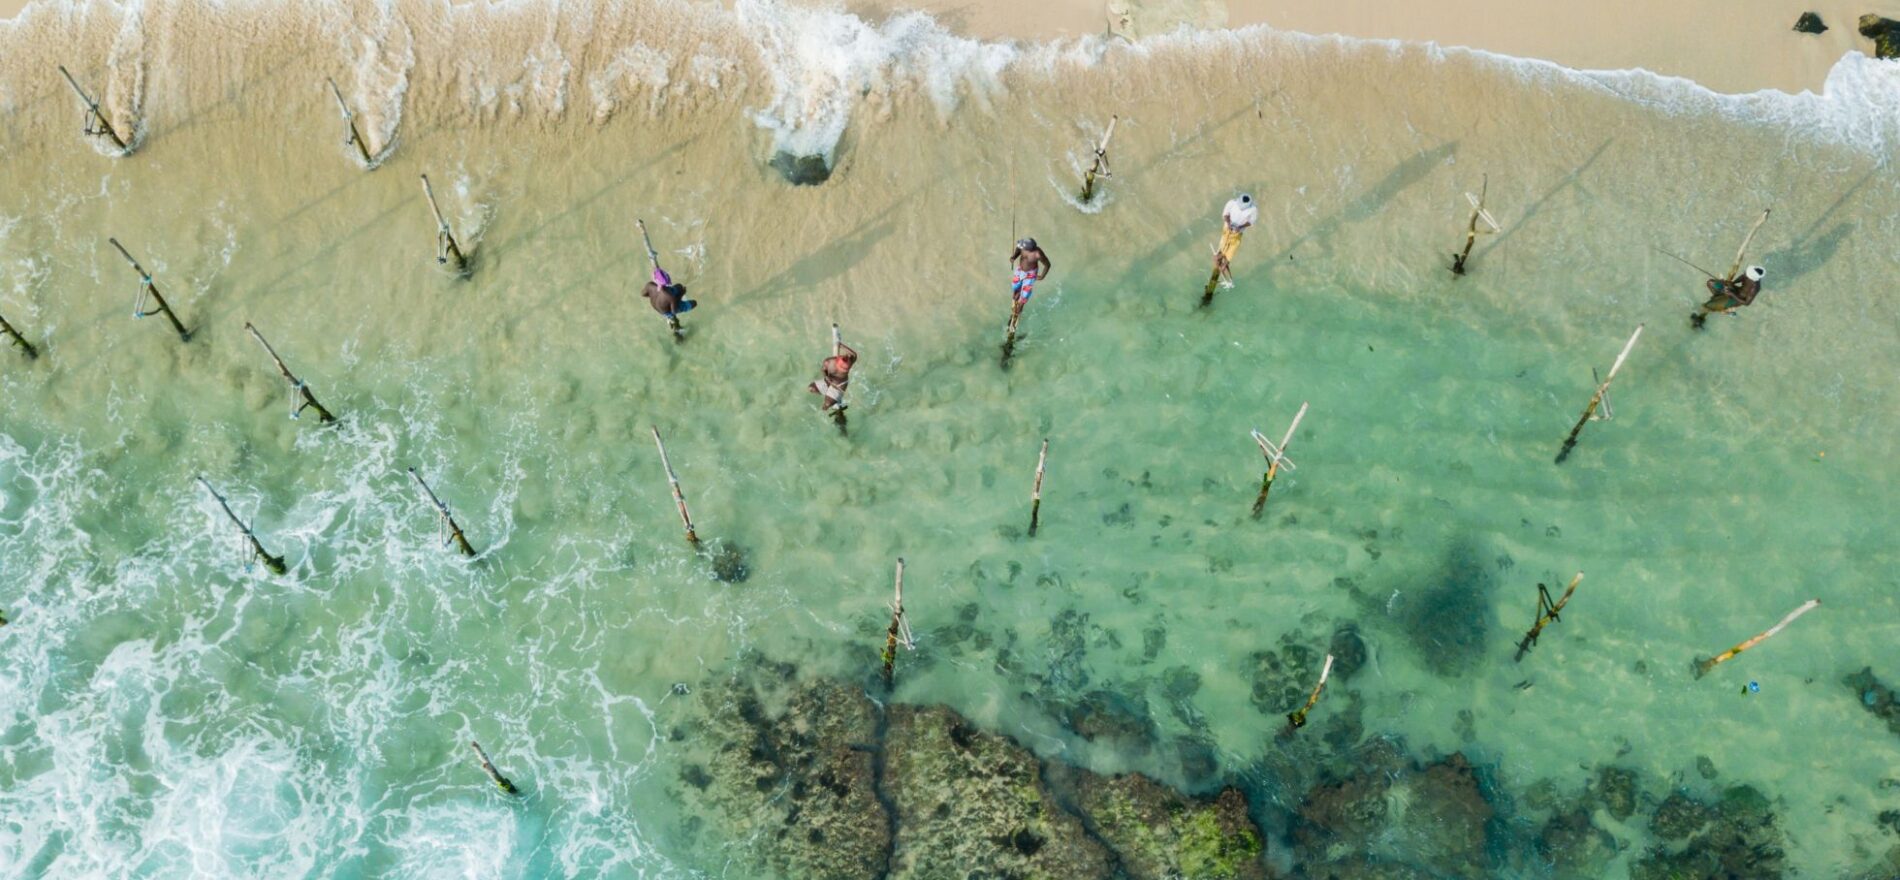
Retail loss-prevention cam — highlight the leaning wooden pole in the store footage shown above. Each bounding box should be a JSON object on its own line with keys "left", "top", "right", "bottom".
{"left": 1514, "top": 571, "right": 1583, "bottom": 662}
{"left": 108, "top": 238, "right": 190, "bottom": 342}
{"left": 1451, "top": 174, "right": 1500, "bottom": 276}
{"left": 1555, "top": 325, "right": 1642, "bottom": 465}
{"left": 1694, "top": 599, "right": 1820, "bottom": 679}
{"left": 1721, "top": 208, "right": 1772, "bottom": 285}
{"left": 420, "top": 174, "right": 467, "bottom": 273}
{"left": 1027, "top": 439, "right": 1049, "bottom": 537}
{"left": 196, "top": 477, "right": 287, "bottom": 575}
{"left": 880, "top": 557, "right": 911, "bottom": 688}
{"left": 1286, "top": 653, "right": 1335, "bottom": 731}
{"left": 469, "top": 741, "right": 519, "bottom": 795}
{"left": 244, "top": 322, "right": 336, "bottom": 424}
{"left": 57, "top": 64, "right": 127, "bottom": 151}
{"left": 1252, "top": 402, "right": 1308, "bottom": 519}
{"left": 326, "top": 77, "right": 374, "bottom": 166}
{"left": 1079, "top": 115, "right": 1118, "bottom": 203}
{"left": 0, "top": 312, "right": 38, "bottom": 360}
{"left": 408, "top": 467, "right": 477, "bottom": 557}
{"left": 651, "top": 426, "right": 700, "bottom": 548}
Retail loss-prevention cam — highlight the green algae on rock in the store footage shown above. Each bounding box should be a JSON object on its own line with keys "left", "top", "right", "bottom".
{"left": 1070, "top": 773, "right": 1266, "bottom": 880}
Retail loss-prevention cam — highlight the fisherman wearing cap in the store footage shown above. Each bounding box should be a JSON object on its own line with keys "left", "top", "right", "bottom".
{"left": 1215, "top": 193, "right": 1260, "bottom": 283}
{"left": 1693, "top": 265, "right": 1765, "bottom": 329}
{"left": 1008, "top": 237, "right": 1053, "bottom": 323}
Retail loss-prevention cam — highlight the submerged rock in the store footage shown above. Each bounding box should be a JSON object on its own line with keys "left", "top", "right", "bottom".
{"left": 1328, "top": 624, "right": 1368, "bottom": 681}
{"left": 1861, "top": 14, "right": 1900, "bottom": 58}
{"left": 771, "top": 151, "right": 833, "bottom": 185}
{"left": 1631, "top": 784, "right": 1787, "bottom": 880}
{"left": 1294, "top": 750, "right": 1495, "bottom": 877}
{"left": 1652, "top": 790, "right": 1714, "bottom": 841}
{"left": 708, "top": 540, "right": 750, "bottom": 583}
{"left": 1063, "top": 688, "right": 1159, "bottom": 753}
{"left": 1072, "top": 774, "right": 1267, "bottom": 880}
{"left": 884, "top": 705, "right": 1112, "bottom": 879}
{"left": 1395, "top": 541, "right": 1495, "bottom": 677}
{"left": 1536, "top": 808, "right": 1618, "bottom": 875}
{"left": 1795, "top": 11, "right": 1829, "bottom": 33}
{"left": 1591, "top": 765, "right": 1639, "bottom": 821}
{"left": 1847, "top": 666, "right": 1900, "bottom": 737}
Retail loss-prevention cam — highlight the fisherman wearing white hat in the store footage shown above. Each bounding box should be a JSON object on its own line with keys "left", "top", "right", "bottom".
{"left": 1214, "top": 193, "right": 1260, "bottom": 285}
{"left": 1694, "top": 264, "right": 1765, "bottom": 328}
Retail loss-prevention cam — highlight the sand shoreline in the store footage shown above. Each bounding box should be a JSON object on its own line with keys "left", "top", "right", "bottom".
{"left": 5, "top": 0, "right": 1894, "bottom": 95}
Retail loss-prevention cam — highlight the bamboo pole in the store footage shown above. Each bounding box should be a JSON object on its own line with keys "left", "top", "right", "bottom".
{"left": 1694, "top": 599, "right": 1820, "bottom": 679}
{"left": 108, "top": 238, "right": 190, "bottom": 342}
{"left": 1251, "top": 402, "right": 1308, "bottom": 519}
{"left": 197, "top": 477, "right": 287, "bottom": 575}
{"left": 1514, "top": 572, "right": 1583, "bottom": 662}
{"left": 636, "top": 218, "right": 684, "bottom": 342}
{"left": 1554, "top": 325, "right": 1642, "bottom": 465}
{"left": 1027, "top": 439, "right": 1049, "bottom": 537}
{"left": 0, "top": 312, "right": 38, "bottom": 360}
{"left": 408, "top": 467, "right": 477, "bottom": 557}
{"left": 326, "top": 77, "right": 374, "bottom": 166}
{"left": 1079, "top": 115, "right": 1118, "bottom": 203}
{"left": 880, "top": 557, "right": 913, "bottom": 688}
{"left": 469, "top": 741, "right": 519, "bottom": 795}
{"left": 1450, "top": 174, "right": 1501, "bottom": 276}
{"left": 1721, "top": 209, "right": 1772, "bottom": 284}
{"left": 244, "top": 322, "right": 336, "bottom": 424}
{"left": 57, "top": 64, "right": 127, "bottom": 151}
{"left": 651, "top": 426, "right": 699, "bottom": 547}
{"left": 1286, "top": 653, "right": 1335, "bottom": 731}
{"left": 419, "top": 175, "right": 468, "bottom": 273}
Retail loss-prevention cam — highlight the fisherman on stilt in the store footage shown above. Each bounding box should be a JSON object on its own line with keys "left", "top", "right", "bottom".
{"left": 642, "top": 265, "right": 696, "bottom": 333}
{"left": 1214, "top": 193, "right": 1259, "bottom": 285}
{"left": 1008, "top": 238, "right": 1052, "bottom": 330}
{"left": 809, "top": 338, "right": 859, "bottom": 414}
{"left": 1692, "top": 265, "right": 1764, "bottom": 329}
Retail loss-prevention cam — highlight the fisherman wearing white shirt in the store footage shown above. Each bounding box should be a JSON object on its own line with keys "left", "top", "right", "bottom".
{"left": 1215, "top": 193, "right": 1259, "bottom": 284}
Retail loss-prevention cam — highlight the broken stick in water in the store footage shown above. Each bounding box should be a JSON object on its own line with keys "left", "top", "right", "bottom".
{"left": 408, "top": 467, "right": 477, "bottom": 557}
{"left": 1554, "top": 324, "right": 1642, "bottom": 465}
{"left": 651, "top": 426, "right": 700, "bottom": 548}
{"left": 1514, "top": 571, "right": 1583, "bottom": 662}
{"left": 1028, "top": 439, "right": 1048, "bottom": 537}
{"left": 196, "top": 477, "right": 287, "bottom": 575}
{"left": 325, "top": 77, "right": 373, "bottom": 166}
{"left": 1251, "top": 402, "right": 1308, "bottom": 519}
{"left": 1450, "top": 174, "right": 1501, "bottom": 276}
{"left": 880, "top": 557, "right": 914, "bottom": 688}
{"left": 1078, "top": 115, "right": 1118, "bottom": 204}
{"left": 419, "top": 175, "right": 468, "bottom": 274}
{"left": 0, "top": 312, "right": 38, "bottom": 360}
{"left": 469, "top": 741, "right": 519, "bottom": 795}
{"left": 57, "top": 64, "right": 127, "bottom": 152}
{"left": 108, "top": 238, "right": 190, "bottom": 342}
{"left": 1286, "top": 653, "right": 1335, "bottom": 731}
{"left": 244, "top": 322, "right": 336, "bottom": 425}
{"left": 1694, "top": 598, "right": 1820, "bottom": 679}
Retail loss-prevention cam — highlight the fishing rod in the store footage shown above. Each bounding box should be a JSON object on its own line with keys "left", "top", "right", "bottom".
{"left": 1651, "top": 246, "right": 1720, "bottom": 281}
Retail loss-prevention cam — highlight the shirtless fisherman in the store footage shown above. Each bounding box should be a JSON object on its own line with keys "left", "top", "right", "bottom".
{"left": 1008, "top": 238, "right": 1053, "bottom": 331}
{"left": 809, "top": 334, "right": 859, "bottom": 414}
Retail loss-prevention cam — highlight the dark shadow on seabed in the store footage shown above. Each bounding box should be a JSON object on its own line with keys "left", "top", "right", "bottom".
{"left": 1473, "top": 139, "right": 1612, "bottom": 264}
{"left": 1758, "top": 166, "right": 1872, "bottom": 287}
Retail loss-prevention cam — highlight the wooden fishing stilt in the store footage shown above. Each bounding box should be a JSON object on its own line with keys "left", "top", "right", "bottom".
{"left": 1000, "top": 301, "right": 1022, "bottom": 368}
{"left": 1450, "top": 174, "right": 1501, "bottom": 276}
{"left": 1555, "top": 325, "right": 1642, "bottom": 465}
{"left": 1078, "top": 115, "right": 1118, "bottom": 203}
{"left": 880, "top": 557, "right": 913, "bottom": 688}
{"left": 1721, "top": 209, "right": 1772, "bottom": 285}
{"left": 419, "top": 175, "right": 468, "bottom": 274}
{"left": 651, "top": 426, "right": 700, "bottom": 548}
{"left": 1027, "top": 439, "right": 1048, "bottom": 537}
{"left": 108, "top": 238, "right": 190, "bottom": 342}
{"left": 326, "top": 77, "right": 374, "bottom": 166}
{"left": 1514, "top": 572, "right": 1583, "bottom": 662}
{"left": 408, "top": 467, "right": 477, "bottom": 557}
{"left": 1694, "top": 599, "right": 1820, "bottom": 679}
{"left": 1285, "top": 653, "right": 1335, "bottom": 731}
{"left": 635, "top": 219, "right": 686, "bottom": 343}
{"left": 57, "top": 64, "right": 127, "bottom": 152}
{"left": 196, "top": 477, "right": 287, "bottom": 575}
{"left": 1251, "top": 402, "right": 1308, "bottom": 519}
{"left": 469, "top": 741, "right": 519, "bottom": 795}
{"left": 0, "top": 312, "right": 38, "bottom": 360}
{"left": 244, "top": 322, "right": 335, "bottom": 425}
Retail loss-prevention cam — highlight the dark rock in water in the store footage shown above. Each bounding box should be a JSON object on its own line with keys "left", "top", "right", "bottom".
{"left": 1063, "top": 689, "right": 1158, "bottom": 753}
{"left": 1795, "top": 11, "right": 1828, "bottom": 33}
{"left": 1632, "top": 784, "right": 1787, "bottom": 880}
{"left": 1071, "top": 774, "right": 1267, "bottom": 880}
{"left": 1171, "top": 735, "right": 1221, "bottom": 790}
{"left": 1847, "top": 667, "right": 1900, "bottom": 737}
{"left": 771, "top": 151, "right": 833, "bottom": 185}
{"left": 709, "top": 540, "right": 750, "bottom": 583}
{"left": 1396, "top": 542, "right": 1495, "bottom": 677}
{"left": 1591, "top": 765, "right": 1639, "bottom": 821}
{"left": 1328, "top": 624, "right": 1368, "bottom": 681}
{"left": 1879, "top": 809, "right": 1900, "bottom": 834}
{"left": 1161, "top": 666, "right": 1202, "bottom": 702}
{"left": 1696, "top": 755, "right": 1719, "bottom": 780}
{"left": 1862, "top": 15, "right": 1900, "bottom": 58}
{"left": 885, "top": 704, "right": 1112, "bottom": 878}
{"left": 1249, "top": 638, "right": 1319, "bottom": 717}
{"left": 1652, "top": 790, "right": 1714, "bottom": 840}
{"left": 1301, "top": 857, "right": 1434, "bottom": 879}
{"left": 676, "top": 678, "right": 888, "bottom": 880}
{"left": 1536, "top": 808, "right": 1617, "bottom": 875}
{"left": 1294, "top": 750, "right": 1495, "bottom": 877}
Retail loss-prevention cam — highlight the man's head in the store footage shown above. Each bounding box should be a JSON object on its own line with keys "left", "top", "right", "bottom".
{"left": 1017, "top": 238, "right": 1037, "bottom": 251}
{"left": 1745, "top": 266, "right": 1765, "bottom": 282}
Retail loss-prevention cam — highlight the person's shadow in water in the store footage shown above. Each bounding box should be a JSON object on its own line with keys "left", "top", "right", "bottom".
{"left": 1758, "top": 167, "right": 1872, "bottom": 288}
